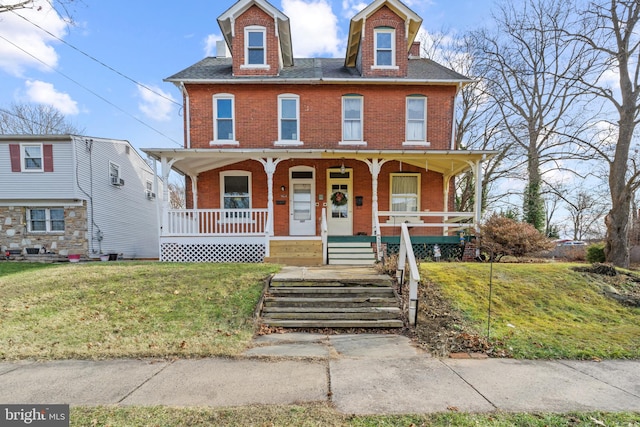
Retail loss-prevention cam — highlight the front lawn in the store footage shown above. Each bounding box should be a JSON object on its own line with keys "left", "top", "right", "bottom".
{"left": 418, "top": 262, "right": 640, "bottom": 359}
{"left": 0, "top": 262, "right": 279, "bottom": 360}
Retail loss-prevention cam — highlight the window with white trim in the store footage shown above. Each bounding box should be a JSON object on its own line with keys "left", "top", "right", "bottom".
{"left": 221, "top": 172, "right": 251, "bottom": 210}
{"left": 277, "top": 94, "right": 300, "bottom": 144}
{"left": 342, "top": 95, "right": 363, "bottom": 143}
{"left": 406, "top": 96, "right": 427, "bottom": 143}
{"left": 109, "top": 162, "right": 122, "bottom": 186}
{"left": 22, "top": 144, "right": 43, "bottom": 171}
{"left": 213, "top": 94, "right": 236, "bottom": 144}
{"left": 27, "top": 208, "right": 65, "bottom": 233}
{"left": 245, "top": 26, "right": 266, "bottom": 66}
{"left": 390, "top": 174, "right": 420, "bottom": 212}
{"left": 374, "top": 28, "right": 395, "bottom": 67}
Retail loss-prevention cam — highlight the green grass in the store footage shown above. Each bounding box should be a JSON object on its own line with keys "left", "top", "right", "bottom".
{"left": 70, "top": 405, "right": 640, "bottom": 426}
{"left": 421, "top": 262, "right": 640, "bottom": 359}
{"left": 0, "top": 262, "right": 279, "bottom": 360}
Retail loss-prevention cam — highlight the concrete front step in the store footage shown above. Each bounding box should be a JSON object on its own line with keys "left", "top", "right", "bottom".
{"left": 263, "top": 319, "right": 404, "bottom": 328}
{"left": 328, "top": 258, "right": 376, "bottom": 266}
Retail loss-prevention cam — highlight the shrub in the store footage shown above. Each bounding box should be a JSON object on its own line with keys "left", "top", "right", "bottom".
{"left": 586, "top": 242, "right": 606, "bottom": 263}
{"left": 479, "top": 214, "right": 555, "bottom": 261}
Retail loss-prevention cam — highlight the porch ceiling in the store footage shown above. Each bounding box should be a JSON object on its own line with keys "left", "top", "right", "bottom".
{"left": 141, "top": 148, "right": 497, "bottom": 177}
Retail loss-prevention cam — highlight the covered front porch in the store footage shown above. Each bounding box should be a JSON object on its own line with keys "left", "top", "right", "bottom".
{"left": 143, "top": 148, "right": 491, "bottom": 263}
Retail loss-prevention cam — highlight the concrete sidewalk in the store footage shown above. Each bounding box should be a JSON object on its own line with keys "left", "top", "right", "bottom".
{"left": 1, "top": 333, "right": 639, "bottom": 414}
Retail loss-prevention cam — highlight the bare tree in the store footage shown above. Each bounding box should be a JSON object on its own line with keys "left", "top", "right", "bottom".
{"left": 168, "top": 181, "right": 185, "bottom": 209}
{"left": 0, "top": 103, "right": 83, "bottom": 134}
{"left": 474, "top": 0, "right": 598, "bottom": 232}
{"left": 565, "top": 0, "right": 640, "bottom": 267}
{"left": 418, "top": 31, "right": 515, "bottom": 214}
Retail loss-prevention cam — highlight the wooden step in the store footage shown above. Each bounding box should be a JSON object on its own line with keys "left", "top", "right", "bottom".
{"left": 262, "top": 319, "right": 404, "bottom": 328}
{"left": 263, "top": 296, "right": 399, "bottom": 308}
{"left": 268, "top": 286, "right": 395, "bottom": 297}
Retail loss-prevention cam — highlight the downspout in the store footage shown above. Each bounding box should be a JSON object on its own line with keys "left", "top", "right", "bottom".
{"left": 180, "top": 82, "right": 191, "bottom": 149}
{"left": 451, "top": 82, "right": 462, "bottom": 150}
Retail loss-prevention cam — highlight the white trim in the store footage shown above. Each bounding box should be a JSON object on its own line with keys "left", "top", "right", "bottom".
{"left": 342, "top": 95, "right": 364, "bottom": 143}
{"left": 402, "top": 141, "right": 430, "bottom": 147}
{"left": 220, "top": 170, "right": 252, "bottom": 209}
{"left": 212, "top": 93, "right": 236, "bottom": 143}
{"left": 21, "top": 143, "right": 43, "bottom": 172}
{"left": 374, "top": 28, "right": 396, "bottom": 67}
{"left": 274, "top": 141, "right": 304, "bottom": 146}
{"left": 244, "top": 26, "right": 267, "bottom": 66}
{"left": 405, "top": 96, "right": 427, "bottom": 143}
{"left": 277, "top": 93, "right": 301, "bottom": 143}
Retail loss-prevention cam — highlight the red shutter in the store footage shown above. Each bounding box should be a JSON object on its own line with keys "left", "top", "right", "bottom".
{"left": 9, "top": 144, "right": 21, "bottom": 172}
{"left": 43, "top": 144, "right": 54, "bottom": 172}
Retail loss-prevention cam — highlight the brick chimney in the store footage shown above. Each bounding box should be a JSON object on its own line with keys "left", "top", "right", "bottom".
{"left": 409, "top": 41, "right": 421, "bottom": 59}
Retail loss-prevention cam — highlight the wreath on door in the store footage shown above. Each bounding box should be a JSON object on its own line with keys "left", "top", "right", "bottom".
{"left": 331, "top": 191, "right": 348, "bottom": 206}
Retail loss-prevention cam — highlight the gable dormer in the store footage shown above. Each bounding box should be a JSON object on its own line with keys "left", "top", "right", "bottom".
{"left": 217, "top": 0, "right": 293, "bottom": 77}
{"left": 345, "top": 0, "right": 422, "bottom": 78}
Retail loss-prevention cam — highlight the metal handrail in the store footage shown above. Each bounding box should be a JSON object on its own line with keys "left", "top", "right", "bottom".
{"left": 374, "top": 211, "right": 383, "bottom": 262}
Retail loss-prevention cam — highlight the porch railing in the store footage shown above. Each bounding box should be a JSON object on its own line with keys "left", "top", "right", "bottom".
{"left": 165, "top": 209, "right": 269, "bottom": 236}
{"left": 377, "top": 211, "right": 475, "bottom": 229}
{"left": 321, "top": 208, "right": 328, "bottom": 264}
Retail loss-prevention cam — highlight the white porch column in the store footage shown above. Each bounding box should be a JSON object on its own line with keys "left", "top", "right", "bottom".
{"left": 474, "top": 157, "right": 485, "bottom": 234}
{"left": 160, "top": 156, "right": 181, "bottom": 237}
{"left": 363, "top": 158, "right": 387, "bottom": 260}
{"left": 257, "top": 158, "right": 284, "bottom": 237}
{"left": 442, "top": 173, "right": 453, "bottom": 236}
{"left": 189, "top": 174, "right": 199, "bottom": 210}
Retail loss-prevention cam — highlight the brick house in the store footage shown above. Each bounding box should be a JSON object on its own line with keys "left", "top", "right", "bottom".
{"left": 143, "top": 0, "right": 492, "bottom": 264}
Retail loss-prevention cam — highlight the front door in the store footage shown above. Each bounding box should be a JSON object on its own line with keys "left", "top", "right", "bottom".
{"left": 326, "top": 168, "right": 353, "bottom": 235}
{"left": 289, "top": 167, "right": 315, "bottom": 235}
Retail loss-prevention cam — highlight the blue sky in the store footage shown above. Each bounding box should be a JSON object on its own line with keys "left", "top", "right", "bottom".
{"left": 0, "top": 0, "right": 493, "bottom": 151}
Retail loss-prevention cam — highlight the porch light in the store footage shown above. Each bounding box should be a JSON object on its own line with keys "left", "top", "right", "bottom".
{"left": 280, "top": 185, "right": 286, "bottom": 192}
{"left": 340, "top": 161, "right": 346, "bottom": 174}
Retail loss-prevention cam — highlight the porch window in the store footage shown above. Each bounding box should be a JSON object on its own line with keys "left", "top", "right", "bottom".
{"left": 277, "top": 94, "right": 301, "bottom": 144}
{"left": 390, "top": 173, "right": 420, "bottom": 212}
{"left": 405, "top": 96, "right": 427, "bottom": 143}
{"left": 27, "top": 208, "right": 65, "bottom": 233}
{"left": 23, "top": 144, "right": 43, "bottom": 171}
{"left": 374, "top": 28, "right": 395, "bottom": 67}
{"left": 221, "top": 172, "right": 251, "bottom": 209}
{"left": 341, "top": 95, "right": 363, "bottom": 143}
{"left": 245, "top": 26, "right": 266, "bottom": 66}
{"left": 213, "top": 94, "right": 237, "bottom": 144}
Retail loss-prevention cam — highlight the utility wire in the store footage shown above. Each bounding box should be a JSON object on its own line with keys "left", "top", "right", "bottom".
{"left": 0, "top": 32, "right": 182, "bottom": 147}
{"left": 10, "top": 8, "right": 182, "bottom": 107}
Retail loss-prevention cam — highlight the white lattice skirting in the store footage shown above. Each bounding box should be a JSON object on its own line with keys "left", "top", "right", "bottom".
{"left": 161, "top": 243, "right": 266, "bottom": 263}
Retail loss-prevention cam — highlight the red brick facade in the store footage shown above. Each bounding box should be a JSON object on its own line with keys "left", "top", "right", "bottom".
{"left": 360, "top": 6, "right": 408, "bottom": 78}
{"left": 232, "top": 5, "right": 281, "bottom": 77}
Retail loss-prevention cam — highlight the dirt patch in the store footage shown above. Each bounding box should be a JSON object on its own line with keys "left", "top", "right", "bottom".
{"left": 572, "top": 263, "right": 640, "bottom": 307}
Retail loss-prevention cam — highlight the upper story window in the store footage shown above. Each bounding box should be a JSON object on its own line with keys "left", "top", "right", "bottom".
{"left": 23, "top": 144, "right": 43, "bottom": 171}
{"left": 109, "top": 161, "right": 124, "bottom": 186}
{"left": 276, "top": 94, "right": 301, "bottom": 145}
{"left": 405, "top": 96, "right": 428, "bottom": 145}
{"left": 245, "top": 26, "right": 266, "bottom": 66}
{"left": 374, "top": 28, "right": 396, "bottom": 67}
{"left": 212, "top": 94, "right": 237, "bottom": 145}
{"left": 27, "top": 208, "right": 65, "bottom": 233}
{"left": 341, "top": 95, "right": 364, "bottom": 145}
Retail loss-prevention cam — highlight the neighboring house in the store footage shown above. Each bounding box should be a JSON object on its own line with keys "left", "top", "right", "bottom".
{"left": 0, "top": 135, "right": 161, "bottom": 259}
{"left": 143, "top": 0, "right": 493, "bottom": 264}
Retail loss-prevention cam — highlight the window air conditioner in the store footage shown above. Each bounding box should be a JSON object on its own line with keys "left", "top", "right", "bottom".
{"left": 111, "top": 177, "right": 124, "bottom": 186}
{"left": 145, "top": 190, "right": 156, "bottom": 199}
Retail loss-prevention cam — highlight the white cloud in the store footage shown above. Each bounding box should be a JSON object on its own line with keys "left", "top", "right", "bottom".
{"left": 283, "top": 0, "right": 342, "bottom": 57}
{"left": 137, "top": 85, "right": 176, "bottom": 122}
{"left": 24, "top": 80, "right": 79, "bottom": 115}
{"left": 0, "top": 0, "right": 67, "bottom": 76}
{"left": 341, "top": 0, "right": 368, "bottom": 18}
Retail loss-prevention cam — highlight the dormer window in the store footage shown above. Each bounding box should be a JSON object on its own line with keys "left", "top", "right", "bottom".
{"left": 245, "top": 26, "right": 266, "bottom": 66}
{"left": 374, "top": 27, "right": 396, "bottom": 68}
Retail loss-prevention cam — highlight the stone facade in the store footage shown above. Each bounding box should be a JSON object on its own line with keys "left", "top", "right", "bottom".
{"left": 0, "top": 204, "right": 88, "bottom": 256}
